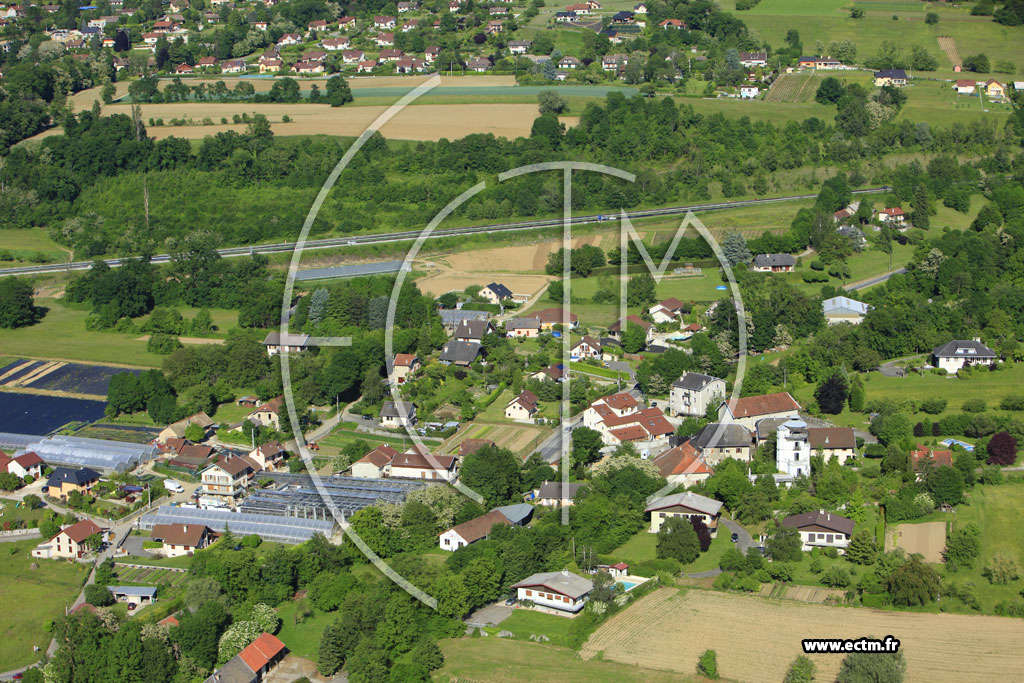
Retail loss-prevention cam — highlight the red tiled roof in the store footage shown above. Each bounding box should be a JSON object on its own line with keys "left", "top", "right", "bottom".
{"left": 391, "top": 448, "right": 455, "bottom": 472}
{"left": 238, "top": 632, "right": 286, "bottom": 673}
{"left": 159, "top": 614, "right": 179, "bottom": 627}
{"left": 394, "top": 353, "right": 417, "bottom": 367}
{"left": 610, "top": 425, "right": 649, "bottom": 442}
{"left": 724, "top": 392, "right": 800, "bottom": 419}
{"left": 911, "top": 445, "right": 953, "bottom": 469}
{"left": 652, "top": 442, "right": 713, "bottom": 478}
{"left": 59, "top": 519, "right": 103, "bottom": 543}
{"left": 150, "top": 523, "right": 208, "bottom": 547}
{"left": 445, "top": 510, "right": 510, "bottom": 544}
{"left": 356, "top": 444, "right": 398, "bottom": 468}
{"left": 597, "top": 392, "right": 638, "bottom": 411}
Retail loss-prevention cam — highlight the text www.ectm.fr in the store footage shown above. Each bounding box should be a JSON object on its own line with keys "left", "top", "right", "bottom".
{"left": 802, "top": 636, "right": 901, "bottom": 654}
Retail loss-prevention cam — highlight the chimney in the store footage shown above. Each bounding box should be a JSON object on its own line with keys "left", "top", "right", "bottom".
{"left": 561, "top": 569, "right": 569, "bottom": 576}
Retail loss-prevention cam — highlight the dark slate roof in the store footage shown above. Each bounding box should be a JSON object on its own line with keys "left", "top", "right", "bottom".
{"left": 754, "top": 417, "right": 789, "bottom": 441}
{"left": 932, "top": 339, "right": 996, "bottom": 359}
{"left": 690, "top": 423, "right": 751, "bottom": 450}
{"left": 439, "top": 340, "right": 482, "bottom": 364}
{"left": 752, "top": 253, "right": 796, "bottom": 268}
{"left": 439, "top": 309, "right": 490, "bottom": 325}
{"left": 671, "top": 372, "right": 721, "bottom": 391}
{"left": 47, "top": 467, "right": 101, "bottom": 487}
{"left": 538, "top": 481, "right": 584, "bottom": 500}
{"left": 485, "top": 282, "right": 513, "bottom": 299}
{"left": 454, "top": 319, "right": 489, "bottom": 340}
{"left": 381, "top": 401, "right": 415, "bottom": 418}
{"left": 874, "top": 68, "right": 907, "bottom": 79}
{"left": 781, "top": 509, "right": 854, "bottom": 535}
{"left": 507, "top": 317, "right": 541, "bottom": 331}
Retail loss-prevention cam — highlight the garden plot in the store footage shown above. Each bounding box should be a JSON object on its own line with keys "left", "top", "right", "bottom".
{"left": 887, "top": 521, "right": 947, "bottom": 563}
{"left": 581, "top": 588, "right": 1024, "bottom": 683}
{"left": 114, "top": 564, "right": 189, "bottom": 588}
{"left": 0, "top": 359, "right": 141, "bottom": 398}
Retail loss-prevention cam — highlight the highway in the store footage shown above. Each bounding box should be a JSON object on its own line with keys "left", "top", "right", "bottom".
{"left": 0, "top": 187, "right": 888, "bottom": 278}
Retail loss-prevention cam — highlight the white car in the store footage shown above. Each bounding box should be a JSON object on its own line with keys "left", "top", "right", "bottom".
{"left": 163, "top": 479, "right": 184, "bottom": 493}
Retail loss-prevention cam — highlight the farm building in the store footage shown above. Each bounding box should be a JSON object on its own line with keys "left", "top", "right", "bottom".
{"left": 240, "top": 471, "right": 428, "bottom": 518}
{"left": 15, "top": 434, "right": 158, "bottom": 473}
{"left": 107, "top": 585, "right": 158, "bottom": 605}
{"left": 138, "top": 505, "right": 336, "bottom": 544}
{"left": 208, "top": 632, "right": 287, "bottom": 683}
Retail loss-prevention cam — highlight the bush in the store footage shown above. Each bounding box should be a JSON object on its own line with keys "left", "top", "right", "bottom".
{"left": 962, "top": 398, "right": 986, "bottom": 413}
{"left": 147, "top": 333, "right": 182, "bottom": 355}
{"left": 1000, "top": 395, "right": 1024, "bottom": 411}
{"left": 84, "top": 583, "right": 114, "bottom": 607}
{"left": 697, "top": 650, "right": 719, "bottom": 679}
{"left": 822, "top": 566, "right": 853, "bottom": 588}
{"left": 920, "top": 398, "right": 947, "bottom": 414}
{"left": 810, "top": 260, "right": 825, "bottom": 271}
{"left": 802, "top": 271, "right": 830, "bottom": 283}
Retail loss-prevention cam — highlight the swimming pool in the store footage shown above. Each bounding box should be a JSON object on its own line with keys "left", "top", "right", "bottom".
{"left": 617, "top": 580, "right": 640, "bottom": 592}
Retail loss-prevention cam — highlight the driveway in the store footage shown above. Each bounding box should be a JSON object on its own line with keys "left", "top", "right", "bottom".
{"left": 684, "top": 517, "right": 753, "bottom": 579}
{"left": 604, "top": 360, "right": 634, "bottom": 379}
{"left": 844, "top": 267, "right": 906, "bottom": 291}
{"left": 466, "top": 603, "right": 514, "bottom": 628}
{"left": 120, "top": 535, "right": 153, "bottom": 558}
{"left": 532, "top": 415, "right": 581, "bottom": 465}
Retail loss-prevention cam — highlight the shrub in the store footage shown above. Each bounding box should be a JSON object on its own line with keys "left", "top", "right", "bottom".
{"left": 810, "top": 260, "right": 825, "bottom": 271}
{"left": 822, "top": 566, "right": 853, "bottom": 588}
{"left": 698, "top": 650, "right": 719, "bottom": 679}
{"left": 1000, "top": 395, "right": 1024, "bottom": 411}
{"left": 920, "top": 398, "right": 947, "bottom": 415}
{"left": 962, "top": 398, "right": 986, "bottom": 413}
{"left": 987, "top": 431, "right": 1018, "bottom": 465}
{"left": 984, "top": 553, "right": 1021, "bottom": 585}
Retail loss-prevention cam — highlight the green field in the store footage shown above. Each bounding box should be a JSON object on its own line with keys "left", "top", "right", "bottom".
{"left": 438, "top": 636, "right": 697, "bottom": 683}
{"left": 489, "top": 608, "right": 577, "bottom": 648}
{"left": 0, "top": 228, "right": 69, "bottom": 263}
{"left": 611, "top": 528, "right": 732, "bottom": 574}
{"left": 0, "top": 540, "right": 90, "bottom": 669}
{"left": 275, "top": 598, "right": 335, "bottom": 661}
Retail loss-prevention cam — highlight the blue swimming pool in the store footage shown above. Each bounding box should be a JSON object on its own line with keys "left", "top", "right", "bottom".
{"left": 617, "top": 580, "right": 640, "bottom": 592}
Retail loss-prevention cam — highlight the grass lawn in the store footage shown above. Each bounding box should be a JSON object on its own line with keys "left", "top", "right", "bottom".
{"left": 489, "top": 608, "right": 577, "bottom": 648}
{"left": 0, "top": 228, "right": 70, "bottom": 263}
{"left": 275, "top": 599, "right": 334, "bottom": 661}
{"left": 611, "top": 529, "right": 657, "bottom": 565}
{"left": 657, "top": 275, "right": 729, "bottom": 303}
{"left": 0, "top": 539, "right": 91, "bottom": 669}
{"left": 0, "top": 497, "right": 46, "bottom": 528}
{"left": 437, "top": 637, "right": 697, "bottom": 683}
{"left": 3, "top": 299, "right": 165, "bottom": 368}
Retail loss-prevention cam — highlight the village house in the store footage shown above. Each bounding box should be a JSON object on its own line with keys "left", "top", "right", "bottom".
{"left": 262, "top": 331, "right": 309, "bottom": 355}
{"left": 196, "top": 56, "right": 217, "bottom": 69}
{"left": 505, "top": 390, "right": 539, "bottom": 423}
{"left": 953, "top": 79, "right": 976, "bottom": 94}
{"left": 247, "top": 441, "right": 287, "bottom": 471}
{"left": 688, "top": 423, "right": 753, "bottom": 463}
{"left": 509, "top": 40, "right": 531, "bottom": 55}
{"left": 342, "top": 50, "right": 365, "bottom": 64}
{"left": 740, "top": 85, "right": 759, "bottom": 98}
{"left": 307, "top": 19, "right": 327, "bottom": 32}
{"left": 751, "top": 253, "right": 796, "bottom": 272}
{"left": 374, "top": 14, "right": 396, "bottom": 29}
{"left": 294, "top": 60, "right": 325, "bottom": 74}
{"left": 479, "top": 282, "right": 513, "bottom": 305}
{"left": 425, "top": 46, "right": 441, "bottom": 62}
{"left": 351, "top": 445, "right": 399, "bottom": 479}
{"left": 149, "top": 523, "right": 212, "bottom": 557}
{"left": 648, "top": 297, "right": 686, "bottom": 324}
{"left": 910, "top": 443, "right": 954, "bottom": 480}
{"left": 776, "top": 417, "right": 811, "bottom": 478}
{"left": 583, "top": 394, "right": 674, "bottom": 450}
{"left": 808, "top": 427, "right": 857, "bottom": 464}
{"left": 46, "top": 467, "right": 100, "bottom": 500}
{"left": 32, "top": 519, "right": 104, "bottom": 559}
{"left": 651, "top": 442, "right": 714, "bottom": 488}
{"left": 719, "top": 392, "right": 800, "bottom": 430}
{"left": 873, "top": 68, "right": 907, "bottom": 87}
{"left": 397, "top": 0, "right": 418, "bottom": 11}
{"left": 107, "top": 585, "right": 157, "bottom": 606}
{"left": 378, "top": 49, "right": 404, "bottom": 63}
{"left": 453, "top": 319, "right": 491, "bottom": 342}
{"left": 247, "top": 396, "right": 284, "bottom": 431}
{"left": 438, "top": 340, "right": 483, "bottom": 366}
{"left": 174, "top": 63, "right": 194, "bottom": 75}
{"left": 645, "top": 491, "right": 723, "bottom": 534}
{"left": 739, "top": 51, "right": 767, "bottom": 67}
{"left": 390, "top": 353, "right": 420, "bottom": 384}
{"left": 836, "top": 224, "right": 867, "bottom": 250}
{"left": 0, "top": 450, "right": 43, "bottom": 479}
{"left": 536, "top": 481, "right": 583, "bottom": 506}
{"left": 467, "top": 57, "right": 491, "bottom": 72}
{"left": 277, "top": 33, "right": 302, "bottom": 47}
{"left": 570, "top": 335, "right": 602, "bottom": 360}
{"left": 358, "top": 60, "right": 377, "bottom": 73}
{"left": 199, "top": 456, "right": 254, "bottom": 505}
{"left": 932, "top": 339, "right": 997, "bottom": 373}
{"left": 486, "top": 19, "right": 503, "bottom": 34}
{"left": 984, "top": 79, "right": 1005, "bottom": 99}
{"left": 529, "top": 308, "right": 578, "bottom": 331}
{"left": 659, "top": 18, "right": 685, "bottom": 29}
{"left": 530, "top": 364, "right": 565, "bottom": 382}
{"left": 338, "top": 16, "right": 357, "bottom": 30}
{"left": 782, "top": 509, "right": 854, "bottom": 552}
{"left": 822, "top": 296, "right": 872, "bottom": 325}
{"left": 158, "top": 412, "right": 215, "bottom": 443}
{"left": 512, "top": 570, "right": 593, "bottom": 613}
{"left": 559, "top": 55, "right": 582, "bottom": 69}
{"left": 207, "top": 632, "right": 287, "bottom": 683}
{"left": 669, "top": 371, "right": 725, "bottom": 417}
{"left": 381, "top": 401, "right": 417, "bottom": 428}
{"left": 876, "top": 207, "right": 905, "bottom": 224}
{"left": 396, "top": 57, "right": 427, "bottom": 73}
{"left": 322, "top": 37, "right": 350, "bottom": 50}
{"left": 607, "top": 315, "right": 653, "bottom": 343}
{"left": 389, "top": 445, "right": 458, "bottom": 481}
{"left": 602, "top": 53, "right": 626, "bottom": 71}
{"left": 439, "top": 509, "right": 510, "bottom": 551}
{"left": 301, "top": 49, "right": 327, "bottom": 63}
{"left": 506, "top": 317, "right": 542, "bottom": 338}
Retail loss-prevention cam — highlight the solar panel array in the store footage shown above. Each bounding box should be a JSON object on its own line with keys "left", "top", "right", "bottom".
{"left": 21, "top": 434, "right": 158, "bottom": 473}
{"left": 138, "top": 505, "right": 335, "bottom": 544}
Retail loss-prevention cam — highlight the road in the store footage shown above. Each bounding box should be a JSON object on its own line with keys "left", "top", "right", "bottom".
{"left": 844, "top": 267, "right": 906, "bottom": 291}
{"left": 0, "top": 188, "right": 889, "bottom": 278}
{"left": 533, "top": 414, "right": 582, "bottom": 465}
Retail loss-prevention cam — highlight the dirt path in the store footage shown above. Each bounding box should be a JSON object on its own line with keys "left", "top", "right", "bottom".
{"left": 134, "top": 335, "right": 226, "bottom": 345}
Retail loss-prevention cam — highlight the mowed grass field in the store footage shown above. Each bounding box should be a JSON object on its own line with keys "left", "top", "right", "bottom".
{"left": 0, "top": 540, "right": 90, "bottom": 669}
{"left": 581, "top": 587, "right": 1024, "bottom": 682}
{"left": 438, "top": 637, "right": 696, "bottom": 683}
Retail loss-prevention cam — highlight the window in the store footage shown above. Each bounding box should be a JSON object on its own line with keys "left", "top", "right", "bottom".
{"left": 525, "top": 590, "right": 532, "bottom": 597}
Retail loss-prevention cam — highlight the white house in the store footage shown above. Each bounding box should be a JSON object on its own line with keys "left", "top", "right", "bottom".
{"left": 738, "top": 51, "right": 767, "bottom": 68}
{"left": 781, "top": 509, "right": 854, "bottom": 552}
{"left": 648, "top": 297, "right": 685, "bottom": 324}
{"left": 263, "top": 332, "right": 309, "bottom": 356}
{"left": 506, "top": 318, "right": 541, "bottom": 338}
{"left": 776, "top": 417, "right": 811, "bottom": 478}
{"left": 389, "top": 445, "right": 458, "bottom": 481}
{"left": 381, "top": 401, "right": 417, "bottom": 428}
{"left": 644, "top": 492, "right": 723, "bottom": 535}
{"left": 351, "top": 445, "right": 398, "bottom": 478}
{"left": 932, "top": 339, "right": 997, "bottom": 373}
{"left": 199, "top": 457, "right": 253, "bottom": 505}
{"left": 570, "top": 335, "right": 602, "bottom": 360}
{"left": 505, "top": 390, "right": 538, "bottom": 423}
{"left": 512, "top": 570, "right": 593, "bottom": 612}
{"left": 740, "top": 85, "right": 759, "bottom": 98}
{"left": 390, "top": 353, "right": 420, "bottom": 384}
{"left": 751, "top": 254, "right": 796, "bottom": 273}
{"left": 536, "top": 481, "right": 583, "bottom": 507}
{"left": 31, "top": 519, "right": 104, "bottom": 559}
{"left": 808, "top": 427, "right": 857, "bottom": 465}
{"left": 876, "top": 207, "right": 905, "bottom": 224}
{"left": 0, "top": 450, "right": 43, "bottom": 479}
{"left": 438, "top": 509, "right": 509, "bottom": 551}
{"left": 669, "top": 372, "right": 724, "bottom": 417}
{"left": 479, "top": 282, "right": 513, "bottom": 305}
{"left": 148, "top": 523, "right": 211, "bottom": 557}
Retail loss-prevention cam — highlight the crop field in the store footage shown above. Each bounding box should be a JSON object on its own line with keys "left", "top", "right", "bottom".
{"left": 887, "top": 521, "right": 946, "bottom": 563}
{"left": 0, "top": 392, "right": 106, "bottom": 435}
{"left": 114, "top": 563, "right": 189, "bottom": 588}
{"left": 0, "top": 359, "right": 140, "bottom": 399}
{"left": 764, "top": 73, "right": 820, "bottom": 103}
{"left": 74, "top": 423, "right": 161, "bottom": 444}
{"left": 937, "top": 36, "right": 962, "bottom": 68}
{"left": 32, "top": 102, "right": 563, "bottom": 143}
{"left": 447, "top": 422, "right": 549, "bottom": 458}
{"left": 581, "top": 588, "right": 1024, "bottom": 682}
{"left": 415, "top": 273, "right": 550, "bottom": 298}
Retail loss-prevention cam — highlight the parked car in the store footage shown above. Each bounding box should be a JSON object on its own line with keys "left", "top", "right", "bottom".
{"left": 127, "top": 603, "right": 137, "bottom": 611}
{"left": 731, "top": 532, "right": 739, "bottom": 542}
{"left": 504, "top": 597, "right": 517, "bottom": 606}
